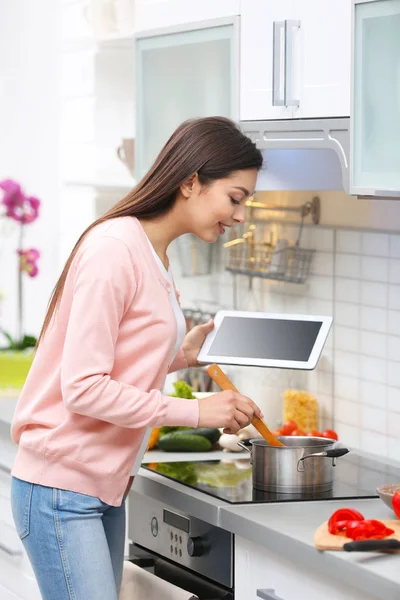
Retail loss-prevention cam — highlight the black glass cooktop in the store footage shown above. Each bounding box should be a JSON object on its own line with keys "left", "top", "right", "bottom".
{"left": 142, "top": 453, "right": 400, "bottom": 504}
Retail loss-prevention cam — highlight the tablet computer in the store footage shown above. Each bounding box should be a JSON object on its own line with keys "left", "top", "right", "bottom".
{"left": 197, "top": 310, "right": 333, "bottom": 370}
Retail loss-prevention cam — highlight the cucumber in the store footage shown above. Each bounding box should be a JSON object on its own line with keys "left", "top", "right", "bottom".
{"left": 157, "top": 433, "right": 212, "bottom": 452}
{"left": 174, "top": 428, "right": 221, "bottom": 444}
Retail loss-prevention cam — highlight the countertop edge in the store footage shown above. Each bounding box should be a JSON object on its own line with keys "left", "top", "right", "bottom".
{"left": 219, "top": 502, "right": 400, "bottom": 600}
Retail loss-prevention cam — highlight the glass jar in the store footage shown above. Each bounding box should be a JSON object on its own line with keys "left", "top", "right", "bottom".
{"left": 283, "top": 389, "right": 319, "bottom": 433}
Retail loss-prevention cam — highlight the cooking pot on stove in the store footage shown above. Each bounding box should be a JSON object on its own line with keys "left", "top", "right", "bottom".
{"left": 237, "top": 436, "right": 349, "bottom": 494}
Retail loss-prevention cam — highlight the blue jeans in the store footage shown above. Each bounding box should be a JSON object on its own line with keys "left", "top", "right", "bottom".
{"left": 11, "top": 477, "right": 126, "bottom": 600}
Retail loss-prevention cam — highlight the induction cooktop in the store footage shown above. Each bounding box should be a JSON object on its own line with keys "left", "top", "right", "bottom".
{"left": 141, "top": 453, "right": 400, "bottom": 504}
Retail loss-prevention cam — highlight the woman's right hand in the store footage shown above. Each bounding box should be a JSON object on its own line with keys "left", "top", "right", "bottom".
{"left": 197, "top": 391, "right": 264, "bottom": 434}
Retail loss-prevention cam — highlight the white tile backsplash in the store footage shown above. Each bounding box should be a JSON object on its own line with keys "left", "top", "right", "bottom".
{"left": 361, "top": 256, "right": 389, "bottom": 283}
{"left": 362, "top": 406, "right": 387, "bottom": 434}
{"left": 335, "top": 253, "right": 361, "bottom": 278}
{"left": 335, "top": 278, "right": 360, "bottom": 303}
{"left": 360, "top": 331, "right": 387, "bottom": 359}
{"left": 359, "top": 355, "right": 386, "bottom": 384}
{"left": 336, "top": 230, "right": 361, "bottom": 254}
{"left": 387, "top": 387, "right": 400, "bottom": 413}
{"left": 361, "top": 233, "right": 390, "bottom": 257}
{"left": 360, "top": 380, "right": 387, "bottom": 408}
{"left": 390, "top": 235, "right": 400, "bottom": 259}
{"left": 335, "top": 398, "right": 360, "bottom": 425}
{"left": 388, "top": 361, "right": 400, "bottom": 388}
{"left": 360, "top": 281, "right": 387, "bottom": 308}
{"left": 335, "top": 302, "right": 360, "bottom": 328}
{"left": 387, "top": 411, "right": 400, "bottom": 438}
{"left": 335, "top": 325, "right": 359, "bottom": 353}
{"left": 310, "top": 228, "right": 334, "bottom": 252}
{"left": 387, "top": 436, "right": 400, "bottom": 462}
{"left": 360, "top": 306, "right": 387, "bottom": 333}
{"left": 388, "top": 335, "right": 400, "bottom": 362}
{"left": 174, "top": 225, "right": 400, "bottom": 460}
{"left": 334, "top": 374, "right": 359, "bottom": 402}
{"left": 388, "top": 284, "right": 400, "bottom": 310}
{"left": 334, "top": 350, "right": 359, "bottom": 378}
{"left": 389, "top": 259, "right": 400, "bottom": 284}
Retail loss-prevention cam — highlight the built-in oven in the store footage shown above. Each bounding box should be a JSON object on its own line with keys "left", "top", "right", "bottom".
{"left": 128, "top": 490, "right": 233, "bottom": 599}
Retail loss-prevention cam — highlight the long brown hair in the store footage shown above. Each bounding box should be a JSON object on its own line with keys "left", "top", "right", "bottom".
{"left": 37, "top": 116, "right": 263, "bottom": 345}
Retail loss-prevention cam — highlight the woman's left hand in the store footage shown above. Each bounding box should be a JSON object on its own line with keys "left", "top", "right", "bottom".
{"left": 182, "top": 319, "right": 214, "bottom": 367}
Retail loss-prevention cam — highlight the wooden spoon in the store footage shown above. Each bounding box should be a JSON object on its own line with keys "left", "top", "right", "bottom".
{"left": 206, "top": 363, "right": 285, "bottom": 447}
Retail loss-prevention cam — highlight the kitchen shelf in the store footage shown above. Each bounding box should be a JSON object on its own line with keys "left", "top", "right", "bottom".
{"left": 64, "top": 178, "right": 136, "bottom": 192}
{"left": 97, "top": 32, "right": 135, "bottom": 47}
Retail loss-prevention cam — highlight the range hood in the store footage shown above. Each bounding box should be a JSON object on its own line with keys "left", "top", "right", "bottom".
{"left": 240, "top": 118, "right": 350, "bottom": 193}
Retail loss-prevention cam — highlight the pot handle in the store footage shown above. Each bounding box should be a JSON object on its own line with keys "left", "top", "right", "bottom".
{"left": 237, "top": 441, "right": 252, "bottom": 454}
{"left": 237, "top": 441, "right": 253, "bottom": 464}
{"left": 297, "top": 446, "right": 349, "bottom": 472}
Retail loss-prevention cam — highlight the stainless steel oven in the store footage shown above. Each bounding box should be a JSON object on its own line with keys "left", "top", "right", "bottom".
{"left": 128, "top": 490, "right": 233, "bottom": 599}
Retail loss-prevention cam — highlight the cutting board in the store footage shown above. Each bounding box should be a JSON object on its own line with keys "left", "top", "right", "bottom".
{"left": 314, "top": 520, "right": 400, "bottom": 551}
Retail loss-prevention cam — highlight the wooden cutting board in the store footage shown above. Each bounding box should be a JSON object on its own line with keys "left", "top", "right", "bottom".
{"left": 314, "top": 520, "right": 400, "bottom": 551}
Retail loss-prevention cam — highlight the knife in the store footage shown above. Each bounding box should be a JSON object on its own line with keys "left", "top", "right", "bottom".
{"left": 343, "top": 539, "right": 400, "bottom": 552}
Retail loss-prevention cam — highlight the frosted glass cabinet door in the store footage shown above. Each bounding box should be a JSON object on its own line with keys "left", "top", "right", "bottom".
{"left": 136, "top": 20, "right": 238, "bottom": 178}
{"left": 351, "top": 0, "right": 400, "bottom": 197}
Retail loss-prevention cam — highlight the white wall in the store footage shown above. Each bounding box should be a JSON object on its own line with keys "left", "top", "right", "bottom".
{"left": 0, "top": 0, "right": 61, "bottom": 340}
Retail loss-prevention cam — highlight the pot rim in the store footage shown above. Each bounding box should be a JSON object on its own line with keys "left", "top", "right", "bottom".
{"left": 249, "top": 435, "right": 336, "bottom": 449}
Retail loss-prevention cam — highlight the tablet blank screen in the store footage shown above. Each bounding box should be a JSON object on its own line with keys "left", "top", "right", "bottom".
{"left": 208, "top": 317, "right": 323, "bottom": 361}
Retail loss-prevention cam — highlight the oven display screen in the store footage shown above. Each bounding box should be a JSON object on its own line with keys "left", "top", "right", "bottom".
{"left": 163, "top": 509, "right": 190, "bottom": 533}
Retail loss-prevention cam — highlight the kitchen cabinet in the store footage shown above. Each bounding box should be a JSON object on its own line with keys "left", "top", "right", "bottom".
{"left": 235, "top": 536, "right": 381, "bottom": 600}
{"left": 134, "top": 0, "right": 240, "bottom": 32}
{"left": 351, "top": 0, "right": 400, "bottom": 197}
{"left": 135, "top": 18, "right": 238, "bottom": 178}
{"left": 240, "top": 0, "right": 351, "bottom": 121}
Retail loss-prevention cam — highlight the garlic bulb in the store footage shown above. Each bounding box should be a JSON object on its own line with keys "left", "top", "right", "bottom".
{"left": 218, "top": 433, "right": 243, "bottom": 452}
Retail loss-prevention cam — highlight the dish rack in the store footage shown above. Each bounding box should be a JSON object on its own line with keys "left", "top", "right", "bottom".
{"left": 224, "top": 196, "right": 319, "bottom": 284}
{"left": 226, "top": 242, "right": 315, "bottom": 284}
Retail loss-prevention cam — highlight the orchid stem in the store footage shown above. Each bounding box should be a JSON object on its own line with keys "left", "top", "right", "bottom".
{"left": 17, "top": 224, "right": 24, "bottom": 347}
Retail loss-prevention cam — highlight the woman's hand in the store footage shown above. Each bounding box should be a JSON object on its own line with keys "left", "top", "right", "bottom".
{"left": 197, "top": 390, "right": 264, "bottom": 434}
{"left": 182, "top": 319, "right": 214, "bottom": 367}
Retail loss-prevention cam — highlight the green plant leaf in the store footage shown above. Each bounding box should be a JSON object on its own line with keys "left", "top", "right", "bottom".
{"left": 0, "top": 329, "right": 16, "bottom": 350}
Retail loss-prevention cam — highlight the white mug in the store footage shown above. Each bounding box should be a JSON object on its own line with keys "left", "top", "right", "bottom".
{"left": 117, "top": 138, "right": 135, "bottom": 176}
{"left": 84, "top": 0, "right": 118, "bottom": 37}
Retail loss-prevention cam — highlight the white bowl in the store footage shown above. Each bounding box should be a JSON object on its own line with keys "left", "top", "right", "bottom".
{"left": 376, "top": 483, "right": 400, "bottom": 514}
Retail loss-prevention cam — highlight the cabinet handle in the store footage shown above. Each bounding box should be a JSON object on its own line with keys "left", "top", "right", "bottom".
{"left": 284, "top": 20, "right": 300, "bottom": 107}
{"left": 0, "top": 541, "right": 23, "bottom": 557}
{"left": 272, "top": 21, "right": 285, "bottom": 106}
{"left": 257, "top": 589, "right": 285, "bottom": 600}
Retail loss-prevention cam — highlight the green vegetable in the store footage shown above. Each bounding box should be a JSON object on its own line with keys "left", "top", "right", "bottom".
{"left": 174, "top": 428, "right": 221, "bottom": 444}
{"left": 159, "top": 426, "right": 190, "bottom": 436}
{"left": 169, "top": 380, "right": 196, "bottom": 399}
{"left": 158, "top": 433, "right": 212, "bottom": 452}
{"left": 154, "top": 462, "right": 197, "bottom": 485}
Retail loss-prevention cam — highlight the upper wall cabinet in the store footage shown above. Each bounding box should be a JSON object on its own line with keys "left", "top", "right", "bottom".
{"left": 135, "top": 19, "right": 238, "bottom": 178}
{"left": 134, "top": 0, "right": 240, "bottom": 32}
{"left": 240, "top": 0, "right": 351, "bottom": 121}
{"left": 351, "top": 0, "right": 400, "bottom": 197}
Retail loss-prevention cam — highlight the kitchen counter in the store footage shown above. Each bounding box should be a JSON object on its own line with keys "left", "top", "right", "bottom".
{"left": 220, "top": 498, "right": 400, "bottom": 600}
{"left": 4, "top": 395, "right": 400, "bottom": 598}
{"left": 132, "top": 466, "right": 400, "bottom": 600}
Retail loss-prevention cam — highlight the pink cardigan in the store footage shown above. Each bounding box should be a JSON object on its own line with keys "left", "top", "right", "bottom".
{"left": 11, "top": 217, "right": 199, "bottom": 506}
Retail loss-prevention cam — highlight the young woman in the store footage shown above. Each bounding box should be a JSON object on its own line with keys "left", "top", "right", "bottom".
{"left": 10, "top": 116, "right": 264, "bottom": 599}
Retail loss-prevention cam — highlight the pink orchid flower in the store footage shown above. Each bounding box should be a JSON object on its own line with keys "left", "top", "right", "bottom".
{"left": 17, "top": 248, "right": 40, "bottom": 277}
{"left": 0, "top": 179, "right": 40, "bottom": 224}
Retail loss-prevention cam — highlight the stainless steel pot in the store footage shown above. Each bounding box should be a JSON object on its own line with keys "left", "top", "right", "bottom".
{"left": 238, "top": 436, "right": 349, "bottom": 493}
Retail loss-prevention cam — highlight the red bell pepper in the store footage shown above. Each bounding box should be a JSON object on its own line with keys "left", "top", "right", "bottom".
{"left": 327, "top": 508, "right": 395, "bottom": 541}
{"left": 328, "top": 508, "right": 364, "bottom": 534}
{"left": 345, "top": 520, "right": 394, "bottom": 541}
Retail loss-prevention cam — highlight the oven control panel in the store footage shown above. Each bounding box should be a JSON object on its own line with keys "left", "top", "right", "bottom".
{"left": 129, "top": 490, "right": 232, "bottom": 589}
